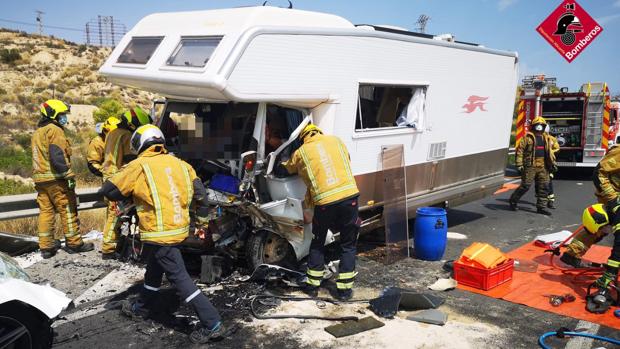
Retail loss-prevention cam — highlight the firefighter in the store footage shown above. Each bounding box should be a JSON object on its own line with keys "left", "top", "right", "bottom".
{"left": 32, "top": 99, "right": 94, "bottom": 258}
{"left": 587, "top": 144, "right": 620, "bottom": 295}
{"left": 101, "top": 107, "right": 151, "bottom": 259}
{"left": 560, "top": 204, "right": 612, "bottom": 268}
{"left": 86, "top": 123, "right": 105, "bottom": 177}
{"left": 100, "top": 124, "right": 228, "bottom": 344}
{"left": 509, "top": 116, "right": 555, "bottom": 215}
{"left": 545, "top": 125, "right": 560, "bottom": 209}
{"left": 282, "top": 124, "right": 360, "bottom": 301}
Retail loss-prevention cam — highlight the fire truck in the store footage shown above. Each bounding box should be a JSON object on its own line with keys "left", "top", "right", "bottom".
{"left": 516, "top": 76, "right": 617, "bottom": 167}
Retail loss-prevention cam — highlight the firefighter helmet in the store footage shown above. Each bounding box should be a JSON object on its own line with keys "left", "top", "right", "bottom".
{"left": 40, "top": 99, "right": 71, "bottom": 120}
{"left": 582, "top": 204, "right": 609, "bottom": 234}
{"left": 122, "top": 106, "right": 152, "bottom": 131}
{"left": 131, "top": 124, "right": 165, "bottom": 154}
{"left": 531, "top": 116, "right": 547, "bottom": 132}
{"left": 103, "top": 116, "right": 121, "bottom": 134}
{"left": 299, "top": 124, "right": 322, "bottom": 141}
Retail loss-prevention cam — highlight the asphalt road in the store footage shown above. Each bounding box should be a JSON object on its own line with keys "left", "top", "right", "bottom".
{"left": 18, "top": 168, "right": 620, "bottom": 348}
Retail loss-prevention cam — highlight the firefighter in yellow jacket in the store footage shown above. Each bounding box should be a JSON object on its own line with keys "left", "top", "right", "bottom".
{"left": 509, "top": 116, "right": 555, "bottom": 215}
{"left": 282, "top": 124, "right": 360, "bottom": 301}
{"left": 100, "top": 125, "right": 228, "bottom": 344}
{"left": 86, "top": 123, "right": 105, "bottom": 177}
{"left": 101, "top": 108, "right": 151, "bottom": 259}
{"left": 86, "top": 117, "right": 120, "bottom": 177}
{"left": 32, "top": 100, "right": 94, "bottom": 258}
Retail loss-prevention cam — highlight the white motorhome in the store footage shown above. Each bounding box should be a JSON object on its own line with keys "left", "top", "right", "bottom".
{"left": 100, "top": 6, "right": 518, "bottom": 267}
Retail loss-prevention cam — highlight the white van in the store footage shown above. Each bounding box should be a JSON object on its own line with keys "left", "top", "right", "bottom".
{"left": 100, "top": 6, "right": 518, "bottom": 267}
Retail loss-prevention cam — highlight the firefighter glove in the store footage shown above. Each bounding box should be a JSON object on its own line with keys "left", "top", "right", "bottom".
{"left": 67, "top": 178, "right": 76, "bottom": 191}
{"left": 195, "top": 207, "right": 210, "bottom": 227}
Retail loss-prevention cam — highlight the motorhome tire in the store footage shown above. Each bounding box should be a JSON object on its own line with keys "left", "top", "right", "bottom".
{"left": 246, "top": 230, "right": 295, "bottom": 270}
{"left": 0, "top": 301, "right": 53, "bottom": 349}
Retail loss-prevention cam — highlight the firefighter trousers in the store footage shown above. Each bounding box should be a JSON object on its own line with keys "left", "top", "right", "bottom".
{"left": 307, "top": 196, "right": 361, "bottom": 290}
{"left": 102, "top": 200, "right": 119, "bottom": 254}
{"left": 141, "top": 245, "right": 221, "bottom": 328}
{"left": 35, "top": 180, "right": 83, "bottom": 250}
{"left": 510, "top": 164, "right": 550, "bottom": 210}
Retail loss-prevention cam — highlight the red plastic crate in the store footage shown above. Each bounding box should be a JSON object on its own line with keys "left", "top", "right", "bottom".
{"left": 454, "top": 258, "right": 514, "bottom": 290}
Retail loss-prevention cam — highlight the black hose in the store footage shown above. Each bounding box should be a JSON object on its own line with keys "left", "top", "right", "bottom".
{"left": 250, "top": 295, "right": 369, "bottom": 321}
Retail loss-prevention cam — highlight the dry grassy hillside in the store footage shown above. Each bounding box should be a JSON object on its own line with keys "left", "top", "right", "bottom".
{"left": 0, "top": 28, "right": 155, "bottom": 191}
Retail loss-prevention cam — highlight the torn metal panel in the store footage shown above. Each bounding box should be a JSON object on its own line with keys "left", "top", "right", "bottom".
{"left": 0, "top": 232, "right": 39, "bottom": 256}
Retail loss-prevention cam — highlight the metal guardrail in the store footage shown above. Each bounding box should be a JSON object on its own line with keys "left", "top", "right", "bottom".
{"left": 0, "top": 188, "right": 106, "bottom": 221}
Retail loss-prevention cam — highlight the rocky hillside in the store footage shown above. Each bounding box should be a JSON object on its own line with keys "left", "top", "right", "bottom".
{"left": 0, "top": 28, "right": 154, "bottom": 135}
{"left": 0, "top": 28, "right": 156, "bottom": 189}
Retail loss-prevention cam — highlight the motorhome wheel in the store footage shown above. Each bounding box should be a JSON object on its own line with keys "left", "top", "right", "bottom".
{"left": 246, "top": 230, "right": 295, "bottom": 270}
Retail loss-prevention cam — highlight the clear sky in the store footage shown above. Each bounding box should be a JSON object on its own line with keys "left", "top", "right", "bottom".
{"left": 1, "top": 0, "right": 619, "bottom": 95}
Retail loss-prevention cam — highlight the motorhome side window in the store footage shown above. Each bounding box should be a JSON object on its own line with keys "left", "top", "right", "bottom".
{"left": 116, "top": 37, "right": 163, "bottom": 64}
{"left": 355, "top": 84, "right": 427, "bottom": 131}
{"left": 167, "top": 36, "right": 223, "bottom": 68}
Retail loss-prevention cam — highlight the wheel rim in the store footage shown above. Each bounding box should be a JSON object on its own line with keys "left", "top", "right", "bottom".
{"left": 0, "top": 316, "right": 32, "bottom": 349}
{"left": 262, "top": 232, "right": 291, "bottom": 264}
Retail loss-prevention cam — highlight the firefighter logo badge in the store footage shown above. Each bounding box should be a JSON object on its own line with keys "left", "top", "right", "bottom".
{"left": 462, "top": 96, "right": 488, "bottom": 113}
{"left": 536, "top": 0, "right": 603, "bottom": 63}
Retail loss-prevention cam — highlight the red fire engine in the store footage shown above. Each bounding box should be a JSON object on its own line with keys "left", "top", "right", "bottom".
{"left": 516, "top": 76, "right": 616, "bottom": 167}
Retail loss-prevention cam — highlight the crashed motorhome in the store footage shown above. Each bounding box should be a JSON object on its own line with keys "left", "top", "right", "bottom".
{"left": 99, "top": 6, "right": 519, "bottom": 268}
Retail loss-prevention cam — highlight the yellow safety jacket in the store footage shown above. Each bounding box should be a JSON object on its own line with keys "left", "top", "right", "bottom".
{"left": 31, "top": 119, "right": 74, "bottom": 183}
{"left": 515, "top": 132, "right": 556, "bottom": 170}
{"left": 107, "top": 145, "right": 196, "bottom": 245}
{"left": 102, "top": 128, "right": 132, "bottom": 180}
{"left": 594, "top": 145, "right": 620, "bottom": 204}
{"left": 86, "top": 135, "right": 105, "bottom": 177}
{"left": 283, "top": 133, "right": 359, "bottom": 206}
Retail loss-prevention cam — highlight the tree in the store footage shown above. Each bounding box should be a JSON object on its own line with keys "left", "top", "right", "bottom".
{"left": 92, "top": 98, "right": 124, "bottom": 123}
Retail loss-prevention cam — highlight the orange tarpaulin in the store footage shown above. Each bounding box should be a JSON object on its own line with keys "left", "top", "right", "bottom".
{"left": 458, "top": 242, "right": 619, "bottom": 330}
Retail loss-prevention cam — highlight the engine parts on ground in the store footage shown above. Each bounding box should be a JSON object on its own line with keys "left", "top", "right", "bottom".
{"left": 369, "top": 287, "right": 444, "bottom": 319}
{"left": 248, "top": 264, "right": 305, "bottom": 287}
{"left": 406, "top": 309, "right": 448, "bottom": 326}
{"left": 324, "top": 316, "right": 385, "bottom": 338}
{"left": 542, "top": 293, "right": 575, "bottom": 307}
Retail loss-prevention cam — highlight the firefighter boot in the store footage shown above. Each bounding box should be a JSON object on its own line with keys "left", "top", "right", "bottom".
{"left": 190, "top": 322, "right": 235, "bottom": 344}
{"left": 40, "top": 240, "right": 62, "bottom": 259}
{"left": 65, "top": 242, "right": 94, "bottom": 254}
{"left": 337, "top": 289, "right": 353, "bottom": 301}
{"left": 537, "top": 207, "right": 552, "bottom": 216}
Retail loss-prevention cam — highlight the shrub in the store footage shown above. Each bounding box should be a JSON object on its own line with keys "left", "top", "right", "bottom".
{"left": 0, "top": 49, "right": 21, "bottom": 64}
{"left": 92, "top": 98, "right": 124, "bottom": 123}
{"left": 0, "top": 87, "right": 6, "bottom": 96}
{"left": 0, "top": 179, "right": 34, "bottom": 195}
{"left": 77, "top": 44, "right": 87, "bottom": 54}
{"left": 13, "top": 133, "right": 32, "bottom": 151}
{"left": 0, "top": 147, "right": 32, "bottom": 177}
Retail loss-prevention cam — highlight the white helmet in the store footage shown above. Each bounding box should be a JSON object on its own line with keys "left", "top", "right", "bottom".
{"left": 95, "top": 122, "right": 104, "bottom": 135}
{"left": 130, "top": 124, "right": 165, "bottom": 154}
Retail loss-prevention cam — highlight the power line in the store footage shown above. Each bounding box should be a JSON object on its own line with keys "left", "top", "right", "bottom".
{"left": 0, "top": 17, "right": 84, "bottom": 32}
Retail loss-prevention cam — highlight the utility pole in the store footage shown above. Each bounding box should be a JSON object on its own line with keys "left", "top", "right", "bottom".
{"left": 35, "top": 10, "right": 44, "bottom": 35}
{"left": 415, "top": 14, "right": 430, "bottom": 34}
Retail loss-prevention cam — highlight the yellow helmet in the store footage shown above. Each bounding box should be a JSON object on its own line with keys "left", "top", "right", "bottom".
{"left": 40, "top": 99, "right": 70, "bottom": 119}
{"left": 122, "top": 106, "right": 151, "bottom": 131}
{"left": 531, "top": 116, "right": 547, "bottom": 126}
{"left": 299, "top": 124, "right": 322, "bottom": 141}
{"left": 582, "top": 204, "right": 609, "bottom": 233}
{"left": 103, "top": 116, "right": 121, "bottom": 134}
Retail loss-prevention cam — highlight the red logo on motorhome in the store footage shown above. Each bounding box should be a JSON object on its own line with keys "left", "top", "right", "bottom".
{"left": 536, "top": 0, "right": 603, "bottom": 63}
{"left": 462, "top": 96, "right": 488, "bottom": 113}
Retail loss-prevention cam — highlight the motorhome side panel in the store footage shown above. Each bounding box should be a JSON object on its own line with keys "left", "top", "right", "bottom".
{"left": 227, "top": 33, "right": 518, "bottom": 209}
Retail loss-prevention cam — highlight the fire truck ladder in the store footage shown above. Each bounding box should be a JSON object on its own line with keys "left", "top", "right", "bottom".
{"left": 583, "top": 83, "right": 607, "bottom": 150}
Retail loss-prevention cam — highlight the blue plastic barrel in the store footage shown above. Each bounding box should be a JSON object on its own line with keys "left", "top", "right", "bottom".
{"left": 413, "top": 207, "right": 448, "bottom": 261}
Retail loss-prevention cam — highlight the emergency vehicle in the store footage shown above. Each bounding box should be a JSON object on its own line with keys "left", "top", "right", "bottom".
{"left": 516, "top": 77, "right": 616, "bottom": 167}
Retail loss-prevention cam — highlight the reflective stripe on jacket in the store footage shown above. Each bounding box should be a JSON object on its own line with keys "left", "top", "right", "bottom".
{"left": 515, "top": 132, "right": 556, "bottom": 170}
{"left": 594, "top": 145, "right": 620, "bottom": 203}
{"left": 102, "top": 128, "right": 132, "bottom": 180}
{"left": 108, "top": 145, "right": 196, "bottom": 245}
{"left": 31, "top": 120, "right": 74, "bottom": 183}
{"left": 86, "top": 135, "right": 105, "bottom": 176}
{"left": 283, "top": 134, "right": 359, "bottom": 206}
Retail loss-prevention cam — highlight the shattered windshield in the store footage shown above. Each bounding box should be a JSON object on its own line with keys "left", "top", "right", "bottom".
{"left": 0, "top": 252, "right": 30, "bottom": 281}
